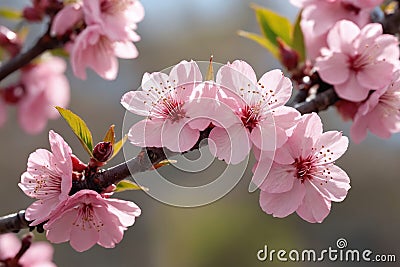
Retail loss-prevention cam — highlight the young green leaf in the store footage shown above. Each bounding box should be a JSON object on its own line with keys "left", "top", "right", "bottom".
{"left": 252, "top": 5, "right": 293, "bottom": 50}
{"left": 103, "top": 125, "right": 116, "bottom": 145}
{"left": 292, "top": 11, "right": 306, "bottom": 62}
{"left": 55, "top": 107, "right": 94, "bottom": 156}
{"left": 0, "top": 8, "right": 22, "bottom": 20}
{"left": 114, "top": 180, "right": 148, "bottom": 192}
{"left": 109, "top": 134, "right": 127, "bottom": 160}
{"left": 238, "top": 30, "right": 279, "bottom": 59}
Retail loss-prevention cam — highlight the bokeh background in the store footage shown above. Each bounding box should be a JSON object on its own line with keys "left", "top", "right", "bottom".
{"left": 1, "top": 0, "right": 399, "bottom": 266}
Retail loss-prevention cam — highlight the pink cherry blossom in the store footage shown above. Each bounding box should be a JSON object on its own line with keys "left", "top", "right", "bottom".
{"left": 0, "top": 234, "right": 56, "bottom": 267}
{"left": 351, "top": 70, "right": 400, "bottom": 143}
{"left": 291, "top": 0, "right": 384, "bottom": 60}
{"left": 18, "top": 57, "right": 70, "bottom": 134}
{"left": 258, "top": 113, "right": 350, "bottom": 223}
{"left": 83, "top": 0, "right": 144, "bottom": 42}
{"left": 44, "top": 190, "right": 141, "bottom": 252}
{"left": 19, "top": 130, "right": 73, "bottom": 226}
{"left": 121, "top": 60, "right": 205, "bottom": 152}
{"left": 70, "top": 25, "right": 138, "bottom": 80}
{"left": 315, "top": 20, "right": 399, "bottom": 102}
{"left": 209, "top": 60, "right": 300, "bottom": 164}
{"left": 51, "top": 3, "right": 83, "bottom": 36}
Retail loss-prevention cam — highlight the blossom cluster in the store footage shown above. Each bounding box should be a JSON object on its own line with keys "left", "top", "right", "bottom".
{"left": 291, "top": 0, "right": 400, "bottom": 143}
{"left": 51, "top": 0, "right": 144, "bottom": 80}
{"left": 122, "top": 60, "right": 351, "bottom": 223}
{"left": 19, "top": 131, "right": 141, "bottom": 252}
{"left": 0, "top": 35, "right": 70, "bottom": 134}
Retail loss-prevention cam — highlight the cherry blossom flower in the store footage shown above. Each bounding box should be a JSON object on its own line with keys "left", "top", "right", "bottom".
{"left": 69, "top": 25, "right": 138, "bottom": 80}
{"left": 83, "top": 0, "right": 144, "bottom": 42}
{"left": 258, "top": 113, "right": 350, "bottom": 223}
{"left": 44, "top": 190, "right": 141, "bottom": 252}
{"left": 209, "top": 60, "right": 300, "bottom": 164}
{"left": 0, "top": 234, "right": 56, "bottom": 267}
{"left": 315, "top": 20, "right": 399, "bottom": 102}
{"left": 19, "top": 130, "right": 73, "bottom": 226}
{"left": 18, "top": 56, "right": 70, "bottom": 134}
{"left": 51, "top": 0, "right": 143, "bottom": 80}
{"left": 351, "top": 70, "right": 400, "bottom": 143}
{"left": 290, "top": 0, "right": 384, "bottom": 60}
{"left": 121, "top": 60, "right": 205, "bottom": 152}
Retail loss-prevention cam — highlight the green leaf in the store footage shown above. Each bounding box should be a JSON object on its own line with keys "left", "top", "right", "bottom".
{"left": 292, "top": 11, "right": 306, "bottom": 62}
{"left": 109, "top": 134, "right": 127, "bottom": 160}
{"left": 0, "top": 7, "right": 22, "bottom": 20}
{"left": 56, "top": 107, "right": 94, "bottom": 156}
{"left": 114, "top": 180, "right": 148, "bottom": 192}
{"left": 103, "top": 125, "right": 115, "bottom": 145}
{"left": 252, "top": 5, "right": 293, "bottom": 50}
{"left": 238, "top": 30, "right": 279, "bottom": 59}
{"left": 49, "top": 48, "right": 69, "bottom": 58}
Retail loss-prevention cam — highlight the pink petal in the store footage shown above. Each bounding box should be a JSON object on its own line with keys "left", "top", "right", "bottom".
{"left": 327, "top": 20, "right": 360, "bottom": 53}
{"left": 21, "top": 242, "right": 54, "bottom": 265}
{"left": 161, "top": 120, "right": 199, "bottom": 152}
{"left": 314, "top": 131, "right": 348, "bottom": 164}
{"left": 335, "top": 74, "right": 369, "bottom": 101}
{"left": 350, "top": 115, "right": 369, "bottom": 143}
{"left": 259, "top": 180, "right": 305, "bottom": 218}
{"left": 95, "top": 207, "right": 124, "bottom": 248}
{"left": 45, "top": 209, "right": 76, "bottom": 244}
{"left": 357, "top": 61, "right": 393, "bottom": 90}
{"left": 169, "top": 60, "right": 202, "bottom": 90}
{"left": 257, "top": 69, "right": 292, "bottom": 107}
{"left": 296, "top": 182, "right": 331, "bottom": 223}
{"left": 121, "top": 91, "right": 156, "bottom": 116}
{"left": 51, "top": 3, "right": 83, "bottom": 36}
{"left": 0, "top": 234, "right": 20, "bottom": 260}
{"left": 208, "top": 125, "right": 251, "bottom": 164}
{"left": 250, "top": 120, "right": 276, "bottom": 151}
{"left": 260, "top": 163, "right": 296, "bottom": 193}
{"left": 128, "top": 119, "right": 163, "bottom": 148}
{"left": 251, "top": 150, "right": 274, "bottom": 188}
{"left": 69, "top": 221, "right": 99, "bottom": 252}
{"left": 113, "top": 41, "right": 138, "bottom": 59}
{"left": 310, "top": 165, "right": 350, "bottom": 202}
{"left": 17, "top": 92, "right": 48, "bottom": 134}
{"left": 105, "top": 198, "right": 141, "bottom": 227}
{"left": 315, "top": 53, "right": 349, "bottom": 84}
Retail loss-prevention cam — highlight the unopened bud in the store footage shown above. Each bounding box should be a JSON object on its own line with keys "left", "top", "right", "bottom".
{"left": 93, "top": 142, "right": 113, "bottom": 162}
{"left": 1, "top": 84, "right": 25, "bottom": 104}
{"left": 277, "top": 37, "right": 299, "bottom": 71}
{"left": 0, "top": 26, "right": 21, "bottom": 56}
{"left": 22, "top": 7, "right": 44, "bottom": 22}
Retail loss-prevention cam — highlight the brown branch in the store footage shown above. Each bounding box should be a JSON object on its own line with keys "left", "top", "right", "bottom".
{"left": 0, "top": 211, "right": 29, "bottom": 234}
{"left": 292, "top": 88, "right": 339, "bottom": 114}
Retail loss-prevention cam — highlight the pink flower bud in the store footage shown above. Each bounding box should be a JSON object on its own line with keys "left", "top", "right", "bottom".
{"left": 1, "top": 84, "right": 25, "bottom": 104}
{"left": 277, "top": 38, "right": 299, "bottom": 71}
{"left": 22, "top": 6, "right": 44, "bottom": 22}
{"left": 93, "top": 142, "right": 113, "bottom": 162}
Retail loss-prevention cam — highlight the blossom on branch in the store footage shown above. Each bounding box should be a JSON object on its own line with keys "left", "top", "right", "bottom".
{"left": 210, "top": 60, "right": 300, "bottom": 164}
{"left": 315, "top": 20, "right": 399, "bottom": 102}
{"left": 19, "top": 130, "right": 73, "bottom": 226}
{"left": 121, "top": 60, "right": 206, "bottom": 152}
{"left": 351, "top": 70, "right": 400, "bottom": 143}
{"left": 51, "top": 0, "right": 144, "bottom": 80}
{"left": 291, "top": 0, "right": 384, "bottom": 60}
{"left": 258, "top": 113, "right": 350, "bottom": 223}
{"left": 44, "top": 190, "right": 141, "bottom": 252}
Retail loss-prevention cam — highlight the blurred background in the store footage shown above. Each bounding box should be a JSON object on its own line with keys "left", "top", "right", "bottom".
{"left": 0, "top": 0, "right": 399, "bottom": 266}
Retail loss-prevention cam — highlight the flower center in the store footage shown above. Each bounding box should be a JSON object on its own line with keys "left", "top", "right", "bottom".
{"left": 74, "top": 204, "right": 103, "bottom": 231}
{"left": 348, "top": 54, "right": 369, "bottom": 73}
{"left": 239, "top": 105, "right": 260, "bottom": 131}
{"left": 159, "top": 97, "right": 186, "bottom": 123}
{"left": 293, "top": 156, "right": 316, "bottom": 183}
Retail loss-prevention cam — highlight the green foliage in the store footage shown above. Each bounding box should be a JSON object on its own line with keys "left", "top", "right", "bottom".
{"left": 56, "top": 107, "right": 94, "bottom": 156}
{"left": 114, "top": 180, "right": 148, "bottom": 192}
{"left": 0, "top": 7, "right": 22, "bottom": 20}
{"left": 240, "top": 5, "right": 306, "bottom": 65}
